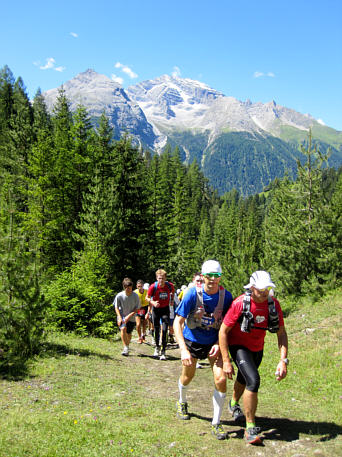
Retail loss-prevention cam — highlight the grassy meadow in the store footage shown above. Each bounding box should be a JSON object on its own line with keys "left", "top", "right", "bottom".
{"left": 0, "top": 290, "right": 341, "bottom": 457}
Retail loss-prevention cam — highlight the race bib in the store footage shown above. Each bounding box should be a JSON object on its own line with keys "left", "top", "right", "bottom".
{"left": 200, "top": 314, "right": 215, "bottom": 328}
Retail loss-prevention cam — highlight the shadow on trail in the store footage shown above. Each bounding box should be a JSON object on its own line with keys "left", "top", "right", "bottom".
{"left": 191, "top": 412, "right": 342, "bottom": 443}
{"left": 0, "top": 341, "right": 117, "bottom": 381}
{"left": 136, "top": 352, "right": 180, "bottom": 361}
{"left": 40, "top": 341, "right": 116, "bottom": 361}
{"left": 258, "top": 416, "right": 342, "bottom": 442}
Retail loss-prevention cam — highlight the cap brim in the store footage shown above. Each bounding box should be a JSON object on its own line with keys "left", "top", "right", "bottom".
{"left": 244, "top": 282, "right": 276, "bottom": 289}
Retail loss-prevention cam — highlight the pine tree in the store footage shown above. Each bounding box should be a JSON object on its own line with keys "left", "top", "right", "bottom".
{"left": 263, "top": 133, "right": 332, "bottom": 295}
{"left": 103, "top": 136, "right": 150, "bottom": 288}
{"left": 168, "top": 148, "right": 192, "bottom": 283}
{"left": 46, "top": 88, "right": 76, "bottom": 271}
{"left": 0, "top": 72, "right": 46, "bottom": 365}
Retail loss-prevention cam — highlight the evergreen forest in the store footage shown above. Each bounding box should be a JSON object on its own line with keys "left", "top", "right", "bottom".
{"left": 1, "top": 65, "right": 342, "bottom": 369}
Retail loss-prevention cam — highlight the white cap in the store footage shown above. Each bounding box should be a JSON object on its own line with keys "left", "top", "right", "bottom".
{"left": 201, "top": 260, "right": 222, "bottom": 275}
{"left": 143, "top": 283, "right": 149, "bottom": 290}
{"left": 244, "top": 271, "right": 275, "bottom": 289}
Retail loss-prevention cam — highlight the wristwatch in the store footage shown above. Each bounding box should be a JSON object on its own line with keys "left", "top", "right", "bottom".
{"left": 281, "top": 358, "right": 289, "bottom": 365}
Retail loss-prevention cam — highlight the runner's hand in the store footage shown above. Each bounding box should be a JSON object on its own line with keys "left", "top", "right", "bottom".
{"left": 275, "top": 361, "right": 287, "bottom": 381}
{"left": 208, "top": 344, "right": 220, "bottom": 358}
{"left": 180, "top": 348, "right": 193, "bottom": 366}
{"left": 223, "top": 360, "right": 235, "bottom": 380}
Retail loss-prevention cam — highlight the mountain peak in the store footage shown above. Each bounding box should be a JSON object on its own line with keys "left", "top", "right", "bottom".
{"left": 40, "top": 68, "right": 342, "bottom": 196}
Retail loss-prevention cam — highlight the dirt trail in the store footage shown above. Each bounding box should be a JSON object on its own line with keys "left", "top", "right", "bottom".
{"left": 122, "top": 333, "right": 342, "bottom": 457}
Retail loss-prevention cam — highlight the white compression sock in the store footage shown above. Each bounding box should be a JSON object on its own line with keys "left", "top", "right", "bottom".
{"left": 212, "top": 389, "right": 226, "bottom": 425}
{"left": 178, "top": 379, "right": 189, "bottom": 403}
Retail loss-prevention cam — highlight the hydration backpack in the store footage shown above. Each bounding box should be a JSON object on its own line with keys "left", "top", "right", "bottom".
{"left": 240, "top": 290, "right": 279, "bottom": 333}
{"left": 186, "top": 286, "right": 225, "bottom": 330}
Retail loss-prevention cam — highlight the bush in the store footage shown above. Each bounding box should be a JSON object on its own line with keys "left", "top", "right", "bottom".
{"left": 45, "top": 250, "right": 115, "bottom": 337}
{"left": 0, "top": 258, "right": 47, "bottom": 370}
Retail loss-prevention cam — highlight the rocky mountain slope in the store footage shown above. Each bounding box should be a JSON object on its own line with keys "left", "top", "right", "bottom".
{"left": 43, "top": 69, "right": 157, "bottom": 148}
{"left": 43, "top": 70, "right": 342, "bottom": 195}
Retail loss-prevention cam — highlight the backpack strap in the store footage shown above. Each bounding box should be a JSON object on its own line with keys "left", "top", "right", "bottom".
{"left": 267, "top": 295, "right": 279, "bottom": 333}
{"left": 186, "top": 286, "right": 204, "bottom": 329}
{"left": 150, "top": 281, "right": 158, "bottom": 299}
{"left": 211, "top": 286, "right": 226, "bottom": 328}
{"left": 240, "top": 290, "right": 254, "bottom": 333}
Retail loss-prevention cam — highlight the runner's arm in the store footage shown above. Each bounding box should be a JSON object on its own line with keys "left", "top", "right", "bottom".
{"left": 218, "top": 322, "right": 235, "bottom": 379}
{"left": 275, "top": 325, "right": 288, "bottom": 380}
{"left": 173, "top": 314, "right": 193, "bottom": 366}
{"left": 114, "top": 302, "right": 123, "bottom": 326}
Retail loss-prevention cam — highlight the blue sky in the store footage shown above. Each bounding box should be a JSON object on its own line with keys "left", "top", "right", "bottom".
{"left": 2, "top": 0, "right": 341, "bottom": 130}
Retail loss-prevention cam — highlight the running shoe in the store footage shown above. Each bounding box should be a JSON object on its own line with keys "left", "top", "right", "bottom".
{"left": 245, "top": 426, "right": 262, "bottom": 445}
{"left": 153, "top": 347, "right": 160, "bottom": 358}
{"left": 228, "top": 400, "right": 245, "bottom": 423}
{"left": 211, "top": 423, "right": 228, "bottom": 440}
{"left": 176, "top": 401, "right": 190, "bottom": 420}
{"left": 121, "top": 346, "right": 129, "bottom": 356}
{"left": 160, "top": 351, "right": 166, "bottom": 360}
{"left": 196, "top": 362, "right": 203, "bottom": 369}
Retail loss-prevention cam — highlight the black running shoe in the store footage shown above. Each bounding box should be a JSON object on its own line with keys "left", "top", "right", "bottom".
{"left": 228, "top": 400, "right": 245, "bottom": 423}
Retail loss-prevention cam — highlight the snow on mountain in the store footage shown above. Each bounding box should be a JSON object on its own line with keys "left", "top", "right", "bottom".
{"left": 127, "top": 74, "right": 320, "bottom": 145}
{"left": 43, "top": 70, "right": 322, "bottom": 150}
{"left": 43, "top": 69, "right": 157, "bottom": 148}
{"left": 127, "top": 75, "right": 225, "bottom": 129}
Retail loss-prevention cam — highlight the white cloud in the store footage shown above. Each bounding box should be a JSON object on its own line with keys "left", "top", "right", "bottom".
{"left": 34, "top": 57, "right": 66, "bottom": 72}
{"left": 40, "top": 57, "right": 56, "bottom": 70}
{"left": 253, "top": 71, "right": 275, "bottom": 78}
{"left": 172, "top": 66, "right": 181, "bottom": 78}
{"left": 111, "top": 74, "right": 124, "bottom": 85}
{"left": 70, "top": 32, "right": 78, "bottom": 38}
{"left": 114, "top": 62, "right": 138, "bottom": 79}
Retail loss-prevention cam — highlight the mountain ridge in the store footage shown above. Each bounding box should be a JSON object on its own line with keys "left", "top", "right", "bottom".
{"left": 42, "top": 69, "right": 342, "bottom": 195}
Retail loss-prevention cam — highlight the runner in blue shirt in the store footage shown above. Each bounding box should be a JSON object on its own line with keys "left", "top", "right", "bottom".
{"left": 173, "top": 260, "right": 233, "bottom": 440}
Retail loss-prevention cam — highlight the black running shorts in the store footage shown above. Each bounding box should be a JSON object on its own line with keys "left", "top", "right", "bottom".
{"left": 184, "top": 338, "right": 214, "bottom": 360}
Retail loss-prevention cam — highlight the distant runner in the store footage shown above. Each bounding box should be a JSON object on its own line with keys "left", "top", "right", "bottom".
{"left": 135, "top": 279, "right": 149, "bottom": 343}
{"left": 146, "top": 269, "right": 174, "bottom": 360}
{"left": 114, "top": 277, "right": 140, "bottom": 356}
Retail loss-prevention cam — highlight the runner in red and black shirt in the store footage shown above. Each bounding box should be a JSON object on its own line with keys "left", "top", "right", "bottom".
{"left": 219, "top": 271, "right": 288, "bottom": 445}
{"left": 147, "top": 269, "right": 174, "bottom": 360}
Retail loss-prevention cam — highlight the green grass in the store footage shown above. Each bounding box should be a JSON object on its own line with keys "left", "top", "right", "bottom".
{"left": 0, "top": 290, "right": 341, "bottom": 456}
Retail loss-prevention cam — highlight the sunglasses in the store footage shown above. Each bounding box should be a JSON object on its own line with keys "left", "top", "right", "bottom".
{"left": 255, "top": 286, "right": 272, "bottom": 292}
{"left": 204, "top": 273, "right": 222, "bottom": 278}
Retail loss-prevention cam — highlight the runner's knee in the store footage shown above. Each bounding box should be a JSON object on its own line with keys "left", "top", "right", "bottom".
{"left": 245, "top": 372, "right": 260, "bottom": 393}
